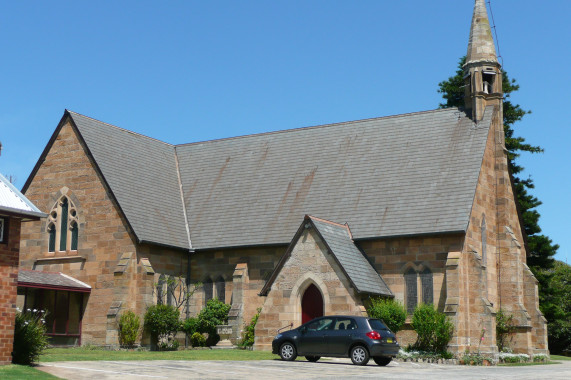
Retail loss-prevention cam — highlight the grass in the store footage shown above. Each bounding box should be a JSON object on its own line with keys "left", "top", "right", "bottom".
{"left": 41, "top": 347, "right": 276, "bottom": 362}
{"left": 0, "top": 364, "right": 59, "bottom": 380}
{"left": 498, "top": 361, "right": 560, "bottom": 366}
{"left": 550, "top": 355, "right": 571, "bottom": 361}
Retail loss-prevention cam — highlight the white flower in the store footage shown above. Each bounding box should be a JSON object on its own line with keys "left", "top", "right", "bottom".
{"left": 27, "top": 308, "right": 31, "bottom": 312}
{"left": 16, "top": 307, "right": 21, "bottom": 312}
{"left": 33, "top": 309, "right": 37, "bottom": 313}
{"left": 24, "top": 322, "right": 29, "bottom": 325}
{"left": 40, "top": 310, "right": 45, "bottom": 313}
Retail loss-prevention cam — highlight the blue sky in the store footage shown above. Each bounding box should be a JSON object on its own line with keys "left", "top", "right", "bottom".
{"left": 1, "top": 1, "right": 569, "bottom": 264}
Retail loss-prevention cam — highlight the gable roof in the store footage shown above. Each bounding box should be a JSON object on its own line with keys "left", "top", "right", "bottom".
{"left": 67, "top": 112, "right": 190, "bottom": 250}
{"left": 178, "top": 107, "right": 493, "bottom": 249}
{"left": 260, "top": 215, "right": 392, "bottom": 297}
{"left": 24, "top": 106, "right": 493, "bottom": 250}
{"left": 0, "top": 173, "right": 46, "bottom": 220}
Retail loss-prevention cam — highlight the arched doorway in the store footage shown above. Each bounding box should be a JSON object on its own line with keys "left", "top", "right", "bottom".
{"left": 301, "top": 283, "right": 323, "bottom": 324}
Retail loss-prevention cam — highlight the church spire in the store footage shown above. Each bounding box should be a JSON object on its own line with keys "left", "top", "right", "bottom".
{"left": 466, "top": 0, "right": 498, "bottom": 65}
{"left": 463, "top": 0, "right": 502, "bottom": 121}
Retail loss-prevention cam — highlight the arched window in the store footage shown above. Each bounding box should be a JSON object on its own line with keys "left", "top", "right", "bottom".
{"left": 420, "top": 267, "right": 433, "bottom": 305}
{"left": 204, "top": 278, "right": 213, "bottom": 305}
{"left": 156, "top": 274, "right": 166, "bottom": 305}
{"left": 215, "top": 276, "right": 225, "bottom": 303}
{"left": 47, "top": 195, "right": 79, "bottom": 252}
{"left": 405, "top": 268, "right": 417, "bottom": 314}
{"left": 167, "top": 277, "right": 174, "bottom": 306}
{"left": 48, "top": 223, "right": 56, "bottom": 253}
{"left": 481, "top": 216, "right": 487, "bottom": 267}
{"left": 59, "top": 198, "right": 68, "bottom": 251}
{"left": 70, "top": 222, "right": 78, "bottom": 251}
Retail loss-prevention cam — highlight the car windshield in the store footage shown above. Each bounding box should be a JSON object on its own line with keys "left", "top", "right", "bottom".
{"left": 368, "top": 319, "right": 391, "bottom": 332}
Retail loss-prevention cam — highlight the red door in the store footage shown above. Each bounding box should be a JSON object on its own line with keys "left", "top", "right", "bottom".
{"left": 302, "top": 284, "right": 324, "bottom": 324}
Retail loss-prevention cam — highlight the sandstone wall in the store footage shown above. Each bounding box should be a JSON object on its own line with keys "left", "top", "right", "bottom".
{"left": 254, "top": 227, "right": 366, "bottom": 351}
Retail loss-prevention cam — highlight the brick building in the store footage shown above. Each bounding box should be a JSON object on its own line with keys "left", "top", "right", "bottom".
{"left": 0, "top": 173, "right": 45, "bottom": 365}
{"left": 18, "top": 0, "right": 548, "bottom": 355}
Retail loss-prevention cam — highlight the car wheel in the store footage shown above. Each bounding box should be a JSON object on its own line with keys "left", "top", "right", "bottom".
{"left": 279, "top": 342, "right": 297, "bottom": 361}
{"left": 305, "top": 356, "right": 320, "bottom": 362}
{"left": 373, "top": 356, "right": 392, "bottom": 366}
{"left": 350, "top": 345, "right": 369, "bottom": 365}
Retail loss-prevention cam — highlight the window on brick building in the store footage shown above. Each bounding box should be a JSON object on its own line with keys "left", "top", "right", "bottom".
{"left": 405, "top": 268, "right": 417, "bottom": 314}
{"left": 47, "top": 196, "right": 79, "bottom": 252}
{"left": 481, "top": 216, "right": 487, "bottom": 267}
{"left": 215, "top": 276, "right": 225, "bottom": 303}
{"left": 204, "top": 277, "right": 213, "bottom": 305}
{"left": 420, "top": 267, "right": 433, "bottom": 305}
{"left": 0, "top": 217, "right": 5, "bottom": 243}
{"left": 405, "top": 266, "right": 434, "bottom": 313}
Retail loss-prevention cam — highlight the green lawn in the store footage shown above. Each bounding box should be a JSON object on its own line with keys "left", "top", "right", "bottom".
{"left": 41, "top": 347, "right": 276, "bottom": 362}
{"left": 0, "top": 365, "right": 59, "bottom": 380}
{"left": 550, "top": 355, "right": 571, "bottom": 361}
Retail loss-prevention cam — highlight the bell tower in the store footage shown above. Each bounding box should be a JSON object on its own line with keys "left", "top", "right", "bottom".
{"left": 464, "top": 0, "right": 502, "bottom": 121}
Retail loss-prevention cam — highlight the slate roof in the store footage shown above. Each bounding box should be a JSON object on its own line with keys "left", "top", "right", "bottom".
{"left": 68, "top": 112, "right": 190, "bottom": 250}
{"left": 0, "top": 173, "right": 46, "bottom": 219}
{"left": 29, "top": 106, "right": 492, "bottom": 250}
{"left": 18, "top": 270, "right": 91, "bottom": 292}
{"left": 177, "top": 107, "right": 492, "bottom": 249}
{"left": 310, "top": 216, "right": 392, "bottom": 296}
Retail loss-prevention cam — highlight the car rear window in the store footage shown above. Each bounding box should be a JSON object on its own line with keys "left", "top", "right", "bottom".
{"left": 368, "top": 319, "right": 391, "bottom": 331}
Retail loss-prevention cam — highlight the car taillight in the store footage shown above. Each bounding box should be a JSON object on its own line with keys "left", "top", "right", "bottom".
{"left": 366, "top": 331, "right": 382, "bottom": 340}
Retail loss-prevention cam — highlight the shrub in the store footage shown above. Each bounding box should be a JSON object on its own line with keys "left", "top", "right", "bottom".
{"left": 241, "top": 308, "right": 261, "bottom": 347}
{"left": 196, "top": 299, "right": 231, "bottom": 346}
{"left": 190, "top": 332, "right": 206, "bottom": 347}
{"left": 496, "top": 309, "right": 516, "bottom": 352}
{"left": 144, "top": 304, "right": 181, "bottom": 350}
{"left": 411, "top": 304, "right": 454, "bottom": 353}
{"left": 118, "top": 310, "right": 141, "bottom": 347}
{"left": 12, "top": 309, "right": 49, "bottom": 365}
{"left": 181, "top": 317, "right": 200, "bottom": 337}
{"left": 367, "top": 298, "right": 407, "bottom": 333}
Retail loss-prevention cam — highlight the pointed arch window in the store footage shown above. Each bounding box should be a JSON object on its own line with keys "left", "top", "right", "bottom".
{"left": 215, "top": 276, "right": 225, "bottom": 303}
{"left": 204, "top": 278, "right": 213, "bottom": 305}
{"left": 405, "top": 268, "right": 417, "bottom": 314}
{"left": 481, "top": 216, "right": 487, "bottom": 267}
{"left": 48, "top": 196, "right": 79, "bottom": 252}
{"left": 48, "top": 223, "right": 56, "bottom": 252}
{"left": 420, "top": 268, "right": 433, "bottom": 305}
{"left": 156, "top": 274, "right": 166, "bottom": 305}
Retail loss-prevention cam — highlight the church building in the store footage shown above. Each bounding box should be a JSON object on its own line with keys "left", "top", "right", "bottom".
{"left": 18, "top": 0, "right": 548, "bottom": 355}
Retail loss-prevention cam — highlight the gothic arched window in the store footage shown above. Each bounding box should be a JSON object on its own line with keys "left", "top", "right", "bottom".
{"left": 481, "top": 216, "right": 487, "bottom": 267}
{"left": 47, "top": 196, "right": 79, "bottom": 252}
{"left": 405, "top": 268, "right": 417, "bottom": 314}
{"left": 204, "top": 278, "right": 213, "bottom": 305}
{"left": 420, "top": 267, "right": 433, "bottom": 305}
{"left": 215, "top": 276, "right": 225, "bottom": 303}
{"left": 156, "top": 274, "right": 166, "bottom": 305}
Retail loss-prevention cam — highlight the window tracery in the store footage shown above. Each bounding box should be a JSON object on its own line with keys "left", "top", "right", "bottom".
{"left": 47, "top": 196, "right": 79, "bottom": 252}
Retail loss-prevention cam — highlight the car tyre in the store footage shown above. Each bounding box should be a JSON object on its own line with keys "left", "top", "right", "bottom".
{"left": 350, "top": 345, "right": 369, "bottom": 365}
{"left": 305, "top": 356, "right": 320, "bottom": 362}
{"left": 373, "top": 356, "right": 392, "bottom": 366}
{"left": 279, "top": 342, "right": 297, "bottom": 361}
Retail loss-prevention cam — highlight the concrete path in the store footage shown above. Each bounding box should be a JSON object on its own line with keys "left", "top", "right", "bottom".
{"left": 38, "top": 358, "right": 571, "bottom": 380}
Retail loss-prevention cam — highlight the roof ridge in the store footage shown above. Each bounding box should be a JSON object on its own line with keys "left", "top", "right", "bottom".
{"left": 67, "top": 110, "right": 174, "bottom": 147}
{"left": 175, "top": 107, "right": 462, "bottom": 148}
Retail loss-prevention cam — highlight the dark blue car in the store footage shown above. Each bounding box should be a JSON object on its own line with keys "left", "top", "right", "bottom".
{"left": 272, "top": 315, "right": 400, "bottom": 366}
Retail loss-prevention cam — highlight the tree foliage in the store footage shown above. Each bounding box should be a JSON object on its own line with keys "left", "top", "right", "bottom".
{"left": 367, "top": 298, "right": 407, "bottom": 333}
{"left": 438, "top": 56, "right": 560, "bottom": 350}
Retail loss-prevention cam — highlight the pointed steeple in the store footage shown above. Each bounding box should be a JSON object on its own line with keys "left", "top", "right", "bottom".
{"left": 463, "top": 0, "right": 502, "bottom": 121}
{"left": 466, "top": 0, "right": 498, "bottom": 65}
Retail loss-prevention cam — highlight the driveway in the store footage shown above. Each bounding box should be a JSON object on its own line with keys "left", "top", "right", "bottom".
{"left": 38, "top": 358, "right": 571, "bottom": 380}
